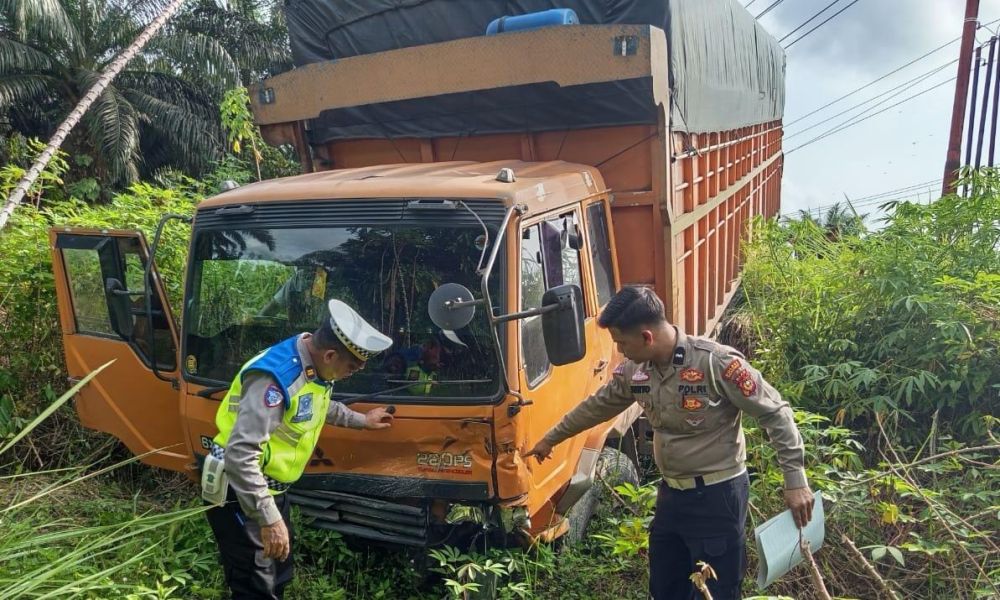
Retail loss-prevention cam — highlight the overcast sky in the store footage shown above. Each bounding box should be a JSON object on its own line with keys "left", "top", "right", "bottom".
{"left": 751, "top": 0, "right": 1000, "bottom": 222}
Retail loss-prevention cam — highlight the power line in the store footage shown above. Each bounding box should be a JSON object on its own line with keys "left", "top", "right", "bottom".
{"left": 788, "top": 68, "right": 958, "bottom": 145}
{"left": 756, "top": 0, "right": 787, "bottom": 19}
{"left": 746, "top": 0, "right": 761, "bottom": 7}
{"left": 785, "top": 59, "right": 957, "bottom": 140}
{"left": 784, "top": 0, "right": 863, "bottom": 49}
{"left": 804, "top": 186, "right": 941, "bottom": 217}
{"left": 785, "top": 17, "right": 1000, "bottom": 127}
{"left": 801, "top": 184, "right": 942, "bottom": 217}
{"left": 787, "top": 76, "right": 958, "bottom": 154}
{"left": 779, "top": 0, "right": 842, "bottom": 43}
{"left": 850, "top": 179, "right": 943, "bottom": 202}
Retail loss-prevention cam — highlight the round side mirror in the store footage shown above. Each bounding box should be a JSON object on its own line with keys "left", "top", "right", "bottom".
{"left": 428, "top": 283, "right": 478, "bottom": 330}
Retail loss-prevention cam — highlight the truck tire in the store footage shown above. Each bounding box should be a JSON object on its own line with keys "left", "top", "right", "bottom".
{"left": 563, "top": 446, "right": 639, "bottom": 545}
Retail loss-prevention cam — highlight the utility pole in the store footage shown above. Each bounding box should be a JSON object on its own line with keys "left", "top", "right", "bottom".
{"left": 942, "top": 0, "right": 980, "bottom": 196}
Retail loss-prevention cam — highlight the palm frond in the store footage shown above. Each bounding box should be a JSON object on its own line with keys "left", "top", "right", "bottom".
{"left": 146, "top": 30, "right": 239, "bottom": 90}
{"left": 0, "top": 0, "right": 81, "bottom": 52}
{"left": 173, "top": 1, "right": 290, "bottom": 80}
{"left": 90, "top": 6, "right": 144, "bottom": 63}
{"left": 0, "top": 38, "right": 55, "bottom": 74}
{"left": 81, "top": 83, "right": 141, "bottom": 186}
{"left": 122, "top": 88, "right": 222, "bottom": 167}
{"left": 0, "top": 73, "right": 59, "bottom": 110}
{"left": 117, "top": 70, "right": 217, "bottom": 119}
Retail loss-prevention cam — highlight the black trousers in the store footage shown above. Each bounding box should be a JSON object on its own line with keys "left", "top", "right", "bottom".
{"left": 648, "top": 472, "right": 750, "bottom": 600}
{"left": 206, "top": 489, "right": 295, "bottom": 600}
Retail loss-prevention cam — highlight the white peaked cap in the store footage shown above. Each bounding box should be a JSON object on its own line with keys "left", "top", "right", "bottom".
{"left": 327, "top": 299, "right": 393, "bottom": 360}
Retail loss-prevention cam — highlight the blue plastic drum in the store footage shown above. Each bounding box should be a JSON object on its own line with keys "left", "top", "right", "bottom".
{"left": 486, "top": 8, "right": 580, "bottom": 35}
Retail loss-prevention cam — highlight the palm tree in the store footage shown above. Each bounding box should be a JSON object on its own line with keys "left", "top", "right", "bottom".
{"left": 0, "top": 0, "right": 239, "bottom": 189}
{"left": 798, "top": 201, "right": 865, "bottom": 239}
{"left": 173, "top": 0, "right": 291, "bottom": 85}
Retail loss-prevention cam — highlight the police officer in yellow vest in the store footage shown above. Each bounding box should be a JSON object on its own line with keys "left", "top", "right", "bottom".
{"left": 202, "top": 299, "right": 394, "bottom": 599}
{"left": 526, "top": 287, "right": 814, "bottom": 600}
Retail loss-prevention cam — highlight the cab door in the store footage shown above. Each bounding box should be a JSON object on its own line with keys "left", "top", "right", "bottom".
{"left": 49, "top": 229, "right": 190, "bottom": 471}
{"left": 515, "top": 208, "right": 605, "bottom": 501}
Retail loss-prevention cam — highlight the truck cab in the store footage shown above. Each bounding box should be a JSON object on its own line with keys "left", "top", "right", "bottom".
{"left": 50, "top": 159, "right": 639, "bottom": 545}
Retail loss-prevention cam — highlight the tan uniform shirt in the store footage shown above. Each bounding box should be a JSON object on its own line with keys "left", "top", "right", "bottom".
{"left": 544, "top": 329, "right": 807, "bottom": 490}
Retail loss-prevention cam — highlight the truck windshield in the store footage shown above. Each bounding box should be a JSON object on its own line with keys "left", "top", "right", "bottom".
{"left": 184, "top": 224, "right": 501, "bottom": 399}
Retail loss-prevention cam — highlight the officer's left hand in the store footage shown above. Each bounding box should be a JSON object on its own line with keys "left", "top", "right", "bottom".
{"left": 784, "top": 486, "right": 814, "bottom": 528}
{"left": 364, "top": 407, "right": 394, "bottom": 429}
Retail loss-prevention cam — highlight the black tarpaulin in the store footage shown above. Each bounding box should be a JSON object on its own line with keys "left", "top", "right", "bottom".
{"left": 281, "top": 0, "right": 784, "bottom": 142}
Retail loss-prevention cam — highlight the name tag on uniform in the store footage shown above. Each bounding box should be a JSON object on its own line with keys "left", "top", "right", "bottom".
{"left": 291, "top": 393, "right": 314, "bottom": 423}
{"left": 630, "top": 385, "right": 651, "bottom": 394}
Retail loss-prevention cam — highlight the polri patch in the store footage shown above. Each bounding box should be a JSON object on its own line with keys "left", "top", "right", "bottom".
{"left": 291, "top": 393, "right": 314, "bottom": 423}
{"left": 679, "top": 368, "right": 704, "bottom": 383}
{"left": 632, "top": 370, "right": 650, "bottom": 382}
{"left": 304, "top": 365, "right": 317, "bottom": 380}
{"left": 263, "top": 384, "right": 284, "bottom": 408}
{"left": 678, "top": 384, "right": 708, "bottom": 395}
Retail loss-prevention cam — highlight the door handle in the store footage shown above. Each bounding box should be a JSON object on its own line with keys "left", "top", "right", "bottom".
{"left": 593, "top": 359, "right": 608, "bottom": 374}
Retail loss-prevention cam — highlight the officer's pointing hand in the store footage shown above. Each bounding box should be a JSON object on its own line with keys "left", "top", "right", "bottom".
{"left": 261, "top": 519, "right": 291, "bottom": 561}
{"left": 364, "top": 407, "right": 394, "bottom": 430}
{"left": 784, "top": 486, "right": 814, "bottom": 529}
{"left": 524, "top": 439, "right": 554, "bottom": 463}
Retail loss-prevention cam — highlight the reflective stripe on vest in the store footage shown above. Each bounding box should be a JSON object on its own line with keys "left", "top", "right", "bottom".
{"left": 212, "top": 335, "right": 333, "bottom": 493}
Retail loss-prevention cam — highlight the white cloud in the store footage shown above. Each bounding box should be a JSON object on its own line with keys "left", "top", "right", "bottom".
{"left": 755, "top": 0, "right": 1000, "bottom": 218}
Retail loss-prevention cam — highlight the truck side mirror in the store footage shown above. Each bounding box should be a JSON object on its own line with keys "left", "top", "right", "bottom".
{"left": 104, "top": 277, "right": 135, "bottom": 340}
{"left": 541, "top": 284, "right": 586, "bottom": 365}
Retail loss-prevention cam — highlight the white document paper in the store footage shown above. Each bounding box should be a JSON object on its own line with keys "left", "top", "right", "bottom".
{"left": 754, "top": 491, "right": 825, "bottom": 590}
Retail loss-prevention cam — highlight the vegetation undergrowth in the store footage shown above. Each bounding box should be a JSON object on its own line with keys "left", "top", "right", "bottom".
{"left": 0, "top": 88, "right": 996, "bottom": 596}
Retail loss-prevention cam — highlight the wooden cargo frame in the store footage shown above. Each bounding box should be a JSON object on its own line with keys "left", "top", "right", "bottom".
{"left": 249, "top": 24, "right": 782, "bottom": 336}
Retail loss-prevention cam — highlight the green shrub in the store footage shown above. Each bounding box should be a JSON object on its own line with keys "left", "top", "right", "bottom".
{"left": 740, "top": 169, "right": 1000, "bottom": 440}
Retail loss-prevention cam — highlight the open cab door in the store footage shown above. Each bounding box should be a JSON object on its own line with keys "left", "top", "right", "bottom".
{"left": 49, "top": 228, "right": 191, "bottom": 471}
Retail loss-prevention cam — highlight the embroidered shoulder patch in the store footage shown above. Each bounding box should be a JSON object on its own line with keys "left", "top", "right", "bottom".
{"left": 263, "top": 384, "right": 284, "bottom": 408}
{"left": 679, "top": 368, "right": 704, "bottom": 383}
{"left": 631, "top": 369, "right": 650, "bottom": 382}
{"left": 612, "top": 362, "right": 625, "bottom": 377}
{"left": 685, "top": 417, "right": 705, "bottom": 427}
{"left": 734, "top": 370, "right": 757, "bottom": 397}
{"left": 722, "top": 359, "right": 743, "bottom": 382}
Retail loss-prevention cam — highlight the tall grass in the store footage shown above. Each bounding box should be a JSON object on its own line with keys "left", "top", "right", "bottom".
{"left": 0, "top": 362, "right": 211, "bottom": 599}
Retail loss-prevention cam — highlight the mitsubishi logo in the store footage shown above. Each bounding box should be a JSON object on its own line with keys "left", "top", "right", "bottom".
{"left": 310, "top": 447, "right": 334, "bottom": 467}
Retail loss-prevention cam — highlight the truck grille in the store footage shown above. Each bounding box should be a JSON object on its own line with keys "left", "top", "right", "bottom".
{"left": 288, "top": 489, "right": 428, "bottom": 546}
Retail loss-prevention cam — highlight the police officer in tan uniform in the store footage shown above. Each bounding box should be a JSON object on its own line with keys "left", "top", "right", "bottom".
{"left": 526, "top": 286, "right": 813, "bottom": 600}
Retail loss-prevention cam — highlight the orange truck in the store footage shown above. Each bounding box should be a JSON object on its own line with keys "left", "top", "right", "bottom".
{"left": 49, "top": 1, "right": 783, "bottom": 546}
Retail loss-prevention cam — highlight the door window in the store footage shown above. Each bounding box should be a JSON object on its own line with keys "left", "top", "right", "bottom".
{"left": 586, "top": 201, "right": 616, "bottom": 307}
{"left": 57, "top": 235, "right": 177, "bottom": 370}
{"left": 520, "top": 211, "right": 584, "bottom": 386}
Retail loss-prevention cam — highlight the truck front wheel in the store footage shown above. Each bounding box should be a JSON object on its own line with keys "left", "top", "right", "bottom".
{"left": 563, "top": 445, "right": 639, "bottom": 545}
